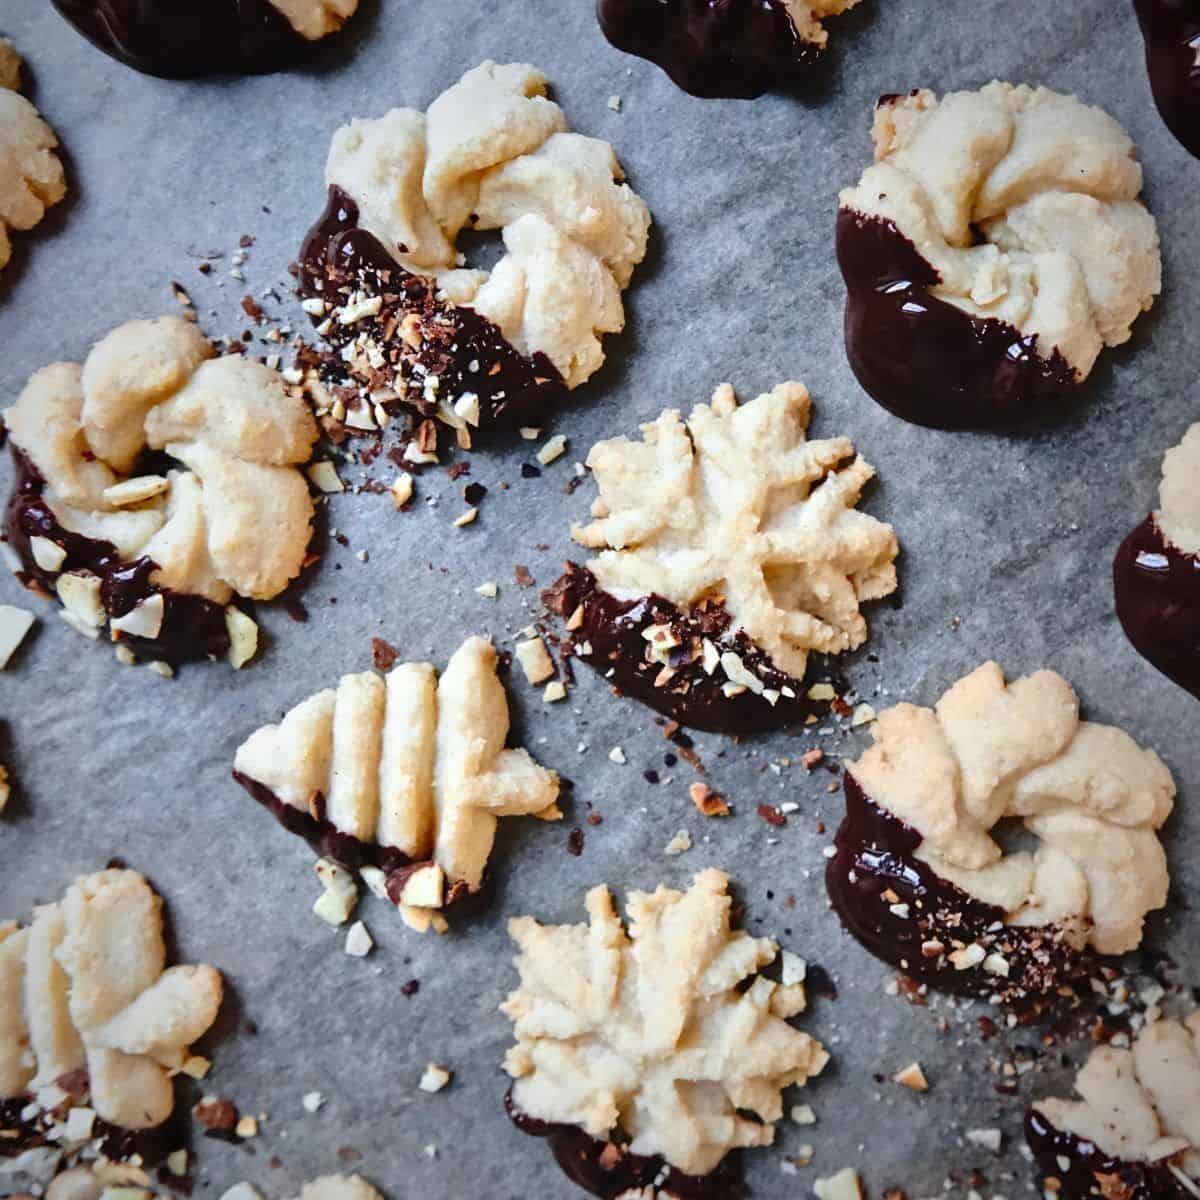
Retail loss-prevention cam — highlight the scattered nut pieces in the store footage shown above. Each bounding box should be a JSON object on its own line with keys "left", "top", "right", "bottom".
{"left": 965, "top": 1128, "right": 1003, "bottom": 1153}
{"left": 345, "top": 920, "right": 374, "bottom": 957}
{"left": 608, "top": 745, "right": 627, "bottom": 765}
{"left": 307, "top": 460, "right": 345, "bottom": 494}
{"left": 313, "top": 857, "right": 359, "bottom": 926}
{"left": 663, "top": 829, "right": 692, "bottom": 856}
{"left": 892, "top": 1062, "right": 930, "bottom": 1091}
{"left": 302, "top": 1091, "right": 325, "bottom": 1114}
{"left": 181, "top": 1055, "right": 212, "bottom": 1080}
{"left": 815, "top": 1168, "right": 865, "bottom": 1200}
{"left": 418, "top": 1063, "right": 452, "bottom": 1094}
{"left": 689, "top": 782, "right": 729, "bottom": 817}
{"left": 543, "top": 680, "right": 567, "bottom": 703}
{"left": 453, "top": 506, "right": 478, "bottom": 528}
{"left": 515, "top": 636, "right": 556, "bottom": 685}
{"left": 390, "top": 472, "right": 415, "bottom": 508}
{"left": 235, "top": 1115, "right": 259, "bottom": 1139}
{"left": 475, "top": 581, "right": 499, "bottom": 599}
{"left": 225, "top": 607, "right": 259, "bottom": 670}
{"left": 29, "top": 534, "right": 67, "bottom": 572}
{"left": 536, "top": 434, "right": 567, "bottom": 465}
{"left": 791, "top": 1103, "right": 816, "bottom": 1125}
{"left": 0, "top": 604, "right": 34, "bottom": 668}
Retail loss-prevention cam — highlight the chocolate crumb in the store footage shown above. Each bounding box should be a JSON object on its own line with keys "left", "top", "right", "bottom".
{"left": 515, "top": 565, "right": 534, "bottom": 588}
{"left": 193, "top": 1098, "right": 238, "bottom": 1134}
{"left": 566, "top": 828, "right": 585, "bottom": 857}
{"left": 401, "top": 979, "right": 420, "bottom": 997}
{"left": 757, "top": 804, "right": 786, "bottom": 827}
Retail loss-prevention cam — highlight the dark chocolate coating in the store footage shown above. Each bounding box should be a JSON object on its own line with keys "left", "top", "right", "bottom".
{"left": 3, "top": 447, "right": 231, "bottom": 666}
{"left": 1114, "top": 514, "right": 1200, "bottom": 702}
{"left": 826, "top": 772, "right": 1098, "bottom": 1008}
{"left": 49, "top": 0, "right": 333, "bottom": 79}
{"left": 506, "top": 1088, "right": 745, "bottom": 1199}
{"left": 544, "top": 563, "right": 813, "bottom": 734}
{"left": 232, "top": 770, "right": 489, "bottom": 918}
{"left": 299, "top": 186, "right": 566, "bottom": 434}
{"left": 1025, "top": 1107, "right": 1192, "bottom": 1200}
{"left": 0, "top": 1093, "right": 177, "bottom": 1166}
{"left": 836, "top": 207, "right": 1080, "bottom": 430}
{"left": 1134, "top": 0, "right": 1200, "bottom": 159}
{"left": 595, "top": 0, "right": 822, "bottom": 100}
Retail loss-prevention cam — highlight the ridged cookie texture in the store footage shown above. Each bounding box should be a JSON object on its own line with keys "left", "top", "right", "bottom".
{"left": 297, "top": 61, "right": 650, "bottom": 442}
{"left": 0, "top": 869, "right": 222, "bottom": 1176}
{"left": 234, "top": 636, "right": 561, "bottom": 932}
{"left": 548, "top": 381, "right": 898, "bottom": 733}
{"left": 838, "top": 83, "right": 1160, "bottom": 428}
{"left": 828, "top": 661, "right": 1175, "bottom": 1006}
{"left": 1026, "top": 1015, "right": 1200, "bottom": 1199}
{"left": 504, "top": 868, "right": 829, "bottom": 1191}
{"left": 3, "top": 317, "right": 318, "bottom": 669}
{"left": 0, "top": 40, "right": 66, "bottom": 274}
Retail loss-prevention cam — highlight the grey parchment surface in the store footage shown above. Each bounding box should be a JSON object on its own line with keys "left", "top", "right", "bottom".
{"left": 1, "top": 2, "right": 1197, "bottom": 1198}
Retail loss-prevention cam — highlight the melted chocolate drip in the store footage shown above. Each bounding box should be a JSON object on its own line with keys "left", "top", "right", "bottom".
{"left": 49, "top": 0, "right": 332, "bottom": 79}
{"left": 596, "top": 0, "right": 824, "bottom": 99}
{"left": 232, "top": 770, "right": 489, "bottom": 918}
{"left": 1114, "top": 514, "right": 1200, "bottom": 701}
{"left": 544, "top": 563, "right": 813, "bottom": 734}
{"left": 299, "top": 186, "right": 566, "bottom": 433}
{"left": 506, "top": 1089, "right": 745, "bottom": 1200}
{"left": 3, "top": 448, "right": 231, "bottom": 666}
{"left": 836, "top": 208, "right": 1080, "bottom": 430}
{"left": 1025, "top": 1107, "right": 1192, "bottom": 1200}
{"left": 826, "top": 772, "right": 1098, "bottom": 1008}
{"left": 1134, "top": 0, "right": 1200, "bottom": 159}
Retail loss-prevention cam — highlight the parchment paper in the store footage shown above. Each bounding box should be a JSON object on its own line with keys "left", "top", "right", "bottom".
{"left": 1, "top": 2, "right": 1197, "bottom": 1198}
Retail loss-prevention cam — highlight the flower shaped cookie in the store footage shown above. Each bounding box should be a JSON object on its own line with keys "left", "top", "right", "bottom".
{"left": 503, "top": 869, "right": 828, "bottom": 1195}
{"left": 547, "top": 381, "right": 898, "bottom": 733}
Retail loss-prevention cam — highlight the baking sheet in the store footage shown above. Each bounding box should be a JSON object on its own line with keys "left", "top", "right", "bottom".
{"left": 1, "top": 1, "right": 1197, "bottom": 1197}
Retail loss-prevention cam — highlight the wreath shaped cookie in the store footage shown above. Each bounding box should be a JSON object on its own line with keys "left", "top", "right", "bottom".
{"left": 826, "top": 662, "right": 1175, "bottom": 1009}
{"left": 545, "top": 381, "right": 898, "bottom": 733}
{"left": 503, "top": 869, "right": 829, "bottom": 1198}
{"left": 0, "top": 40, "right": 66, "bottom": 277}
{"left": 50, "top": 0, "right": 359, "bottom": 78}
{"left": 1026, "top": 1015, "right": 1200, "bottom": 1200}
{"left": 234, "top": 636, "right": 561, "bottom": 934}
{"left": 837, "top": 83, "right": 1161, "bottom": 429}
{"left": 0, "top": 869, "right": 223, "bottom": 1182}
{"left": 297, "top": 61, "right": 650, "bottom": 446}
{"left": 3, "top": 316, "right": 318, "bottom": 669}
{"left": 1114, "top": 423, "right": 1200, "bottom": 701}
{"left": 595, "top": 0, "right": 862, "bottom": 99}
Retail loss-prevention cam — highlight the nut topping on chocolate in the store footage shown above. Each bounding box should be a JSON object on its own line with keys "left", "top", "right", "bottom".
{"left": 3, "top": 317, "right": 319, "bottom": 669}
{"left": 297, "top": 62, "right": 650, "bottom": 443}
{"left": 1, "top": 868, "right": 223, "bottom": 1176}
{"left": 547, "top": 381, "right": 897, "bottom": 732}
{"left": 1026, "top": 1014, "right": 1200, "bottom": 1199}
{"left": 234, "top": 636, "right": 560, "bottom": 931}
{"left": 827, "top": 662, "right": 1175, "bottom": 1007}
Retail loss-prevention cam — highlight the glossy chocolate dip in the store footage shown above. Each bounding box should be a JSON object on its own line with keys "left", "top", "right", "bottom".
{"left": 826, "top": 772, "right": 1098, "bottom": 1009}
{"left": 596, "top": 0, "right": 823, "bottom": 99}
{"left": 836, "top": 208, "right": 1079, "bottom": 430}
{"left": 299, "top": 186, "right": 565, "bottom": 435}
{"left": 543, "top": 563, "right": 814, "bottom": 734}
{"left": 1114, "top": 515, "right": 1200, "bottom": 701}
{"left": 506, "top": 1088, "right": 746, "bottom": 1199}
{"left": 49, "top": 0, "right": 339, "bottom": 78}
{"left": 1025, "top": 1107, "right": 1193, "bottom": 1200}
{"left": 3, "top": 447, "right": 231, "bottom": 666}
{"left": 1133, "top": 0, "right": 1200, "bottom": 158}
{"left": 232, "top": 770, "right": 487, "bottom": 916}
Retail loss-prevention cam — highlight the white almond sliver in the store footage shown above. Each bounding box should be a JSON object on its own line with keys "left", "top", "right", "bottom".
{"left": 225, "top": 608, "right": 259, "bottom": 670}
{"left": 0, "top": 604, "right": 36, "bottom": 668}
{"left": 56, "top": 574, "right": 105, "bottom": 629}
{"left": 103, "top": 475, "right": 170, "bottom": 507}
{"left": 110, "top": 594, "right": 165, "bottom": 640}
{"left": 29, "top": 536, "right": 66, "bottom": 573}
